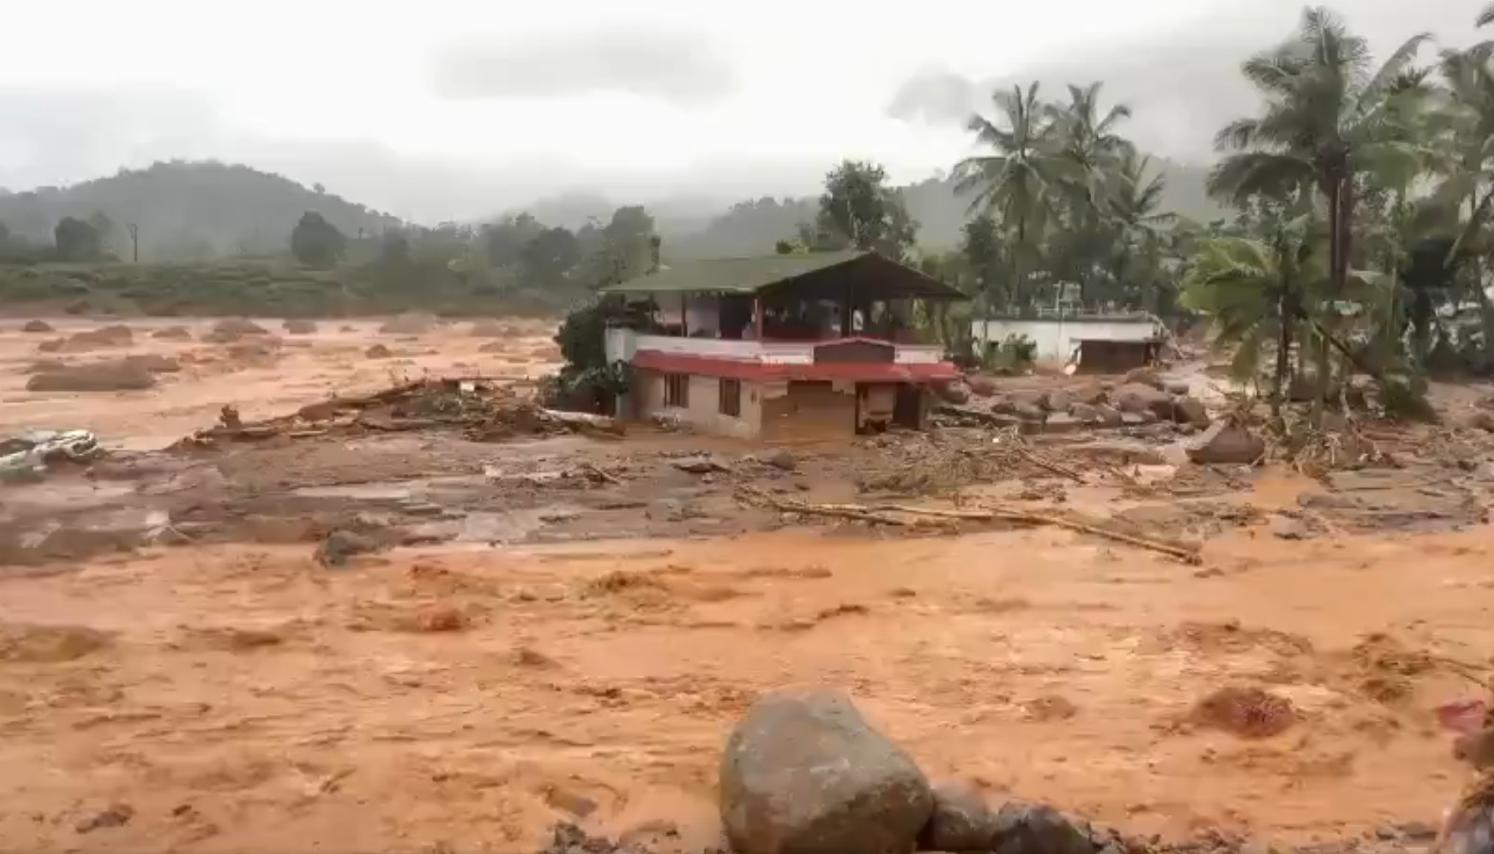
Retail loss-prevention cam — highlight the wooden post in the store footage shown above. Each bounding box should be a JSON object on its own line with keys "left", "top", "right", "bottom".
{"left": 680, "top": 293, "right": 688, "bottom": 337}
{"left": 753, "top": 296, "right": 764, "bottom": 340}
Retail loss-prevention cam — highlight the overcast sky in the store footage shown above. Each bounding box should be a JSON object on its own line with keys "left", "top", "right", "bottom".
{"left": 0, "top": 0, "right": 1484, "bottom": 222}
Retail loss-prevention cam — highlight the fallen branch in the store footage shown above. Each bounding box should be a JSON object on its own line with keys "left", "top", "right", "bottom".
{"left": 738, "top": 488, "right": 1201, "bottom": 564}
{"left": 1014, "top": 447, "right": 1086, "bottom": 483}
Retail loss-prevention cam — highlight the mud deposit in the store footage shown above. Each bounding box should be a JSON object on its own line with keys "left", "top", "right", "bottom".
{"left": 2, "top": 316, "right": 1494, "bottom": 852}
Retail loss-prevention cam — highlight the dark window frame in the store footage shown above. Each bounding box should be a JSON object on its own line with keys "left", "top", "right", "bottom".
{"left": 718, "top": 377, "right": 741, "bottom": 417}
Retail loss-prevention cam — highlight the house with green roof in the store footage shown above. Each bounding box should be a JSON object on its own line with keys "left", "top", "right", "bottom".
{"left": 599, "top": 250, "right": 968, "bottom": 439}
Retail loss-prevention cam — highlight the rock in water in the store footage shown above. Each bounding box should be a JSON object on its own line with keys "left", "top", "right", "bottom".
{"left": 315, "top": 529, "right": 379, "bottom": 567}
{"left": 1174, "top": 396, "right": 1210, "bottom": 428}
{"left": 1186, "top": 420, "right": 1266, "bottom": 465}
{"left": 920, "top": 783, "right": 1003, "bottom": 852}
{"left": 966, "top": 375, "right": 997, "bottom": 397}
{"left": 720, "top": 688, "right": 932, "bottom": 854}
{"left": 22, "top": 319, "right": 53, "bottom": 333}
{"left": 1111, "top": 383, "right": 1172, "bottom": 420}
{"left": 989, "top": 802, "right": 1107, "bottom": 854}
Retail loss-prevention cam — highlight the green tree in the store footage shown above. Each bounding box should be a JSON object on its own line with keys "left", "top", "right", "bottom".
{"left": 814, "top": 160, "right": 918, "bottom": 259}
{"left": 955, "top": 83, "right": 1064, "bottom": 310}
{"left": 290, "top": 211, "right": 347, "bottom": 267}
{"left": 520, "top": 227, "right": 581, "bottom": 289}
{"left": 1209, "top": 7, "right": 1428, "bottom": 308}
{"left": 1107, "top": 150, "right": 1175, "bottom": 309}
{"left": 54, "top": 216, "right": 102, "bottom": 261}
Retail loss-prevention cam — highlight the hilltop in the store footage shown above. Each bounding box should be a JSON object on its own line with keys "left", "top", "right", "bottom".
{"left": 0, "top": 161, "right": 403, "bottom": 261}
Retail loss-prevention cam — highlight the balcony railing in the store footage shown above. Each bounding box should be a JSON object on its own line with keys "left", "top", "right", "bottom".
{"left": 604, "top": 328, "right": 944, "bottom": 366}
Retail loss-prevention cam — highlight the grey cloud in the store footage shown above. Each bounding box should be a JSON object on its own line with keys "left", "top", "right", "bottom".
{"left": 886, "top": 0, "right": 1484, "bottom": 163}
{"left": 430, "top": 29, "right": 734, "bottom": 105}
{"left": 886, "top": 70, "right": 979, "bottom": 127}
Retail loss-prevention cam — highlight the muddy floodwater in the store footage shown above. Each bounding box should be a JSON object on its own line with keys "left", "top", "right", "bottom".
{"left": 1, "top": 315, "right": 1493, "bottom": 852}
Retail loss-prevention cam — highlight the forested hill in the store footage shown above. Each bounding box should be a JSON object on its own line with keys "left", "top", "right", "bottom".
{"left": 0, "top": 161, "right": 402, "bottom": 261}
{"left": 665, "top": 158, "right": 1223, "bottom": 258}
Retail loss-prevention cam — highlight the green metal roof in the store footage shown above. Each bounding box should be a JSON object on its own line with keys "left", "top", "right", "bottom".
{"left": 598, "top": 250, "right": 966, "bottom": 300}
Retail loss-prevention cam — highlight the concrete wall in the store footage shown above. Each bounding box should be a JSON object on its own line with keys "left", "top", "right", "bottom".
{"left": 634, "top": 368, "right": 762, "bottom": 439}
{"left": 971, "top": 318, "right": 1161, "bottom": 363}
{"left": 760, "top": 379, "right": 856, "bottom": 441}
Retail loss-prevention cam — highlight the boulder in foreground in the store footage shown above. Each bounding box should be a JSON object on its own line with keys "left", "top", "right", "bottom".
{"left": 1186, "top": 420, "right": 1266, "bottom": 465}
{"left": 26, "top": 361, "right": 156, "bottom": 392}
{"left": 720, "top": 687, "right": 931, "bottom": 854}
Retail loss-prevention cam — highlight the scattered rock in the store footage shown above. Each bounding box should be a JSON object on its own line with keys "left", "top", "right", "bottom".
{"left": 1043, "top": 413, "right": 1083, "bottom": 434}
{"left": 987, "top": 802, "right": 1103, "bottom": 854}
{"left": 936, "top": 380, "right": 972, "bottom": 405}
{"left": 478, "top": 341, "right": 508, "bottom": 354}
{"left": 1191, "top": 686, "right": 1296, "bottom": 738}
{"left": 966, "top": 375, "right": 997, "bottom": 397}
{"left": 26, "top": 359, "right": 67, "bottom": 374}
{"left": 1174, "top": 396, "right": 1210, "bottom": 428}
{"left": 920, "top": 782, "right": 1003, "bottom": 852}
{"left": 1186, "top": 420, "right": 1266, "bottom": 465}
{"left": 1113, "top": 383, "right": 1173, "bottom": 420}
{"left": 150, "top": 325, "right": 193, "bottom": 340}
{"left": 282, "top": 319, "right": 318, "bottom": 335}
{"left": 365, "top": 344, "right": 392, "bottom": 359}
{"left": 1166, "top": 381, "right": 1190, "bottom": 396}
{"left": 37, "top": 338, "right": 65, "bottom": 353}
{"left": 315, "top": 529, "right": 380, "bottom": 568}
{"left": 21, "top": 319, "right": 53, "bottom": 333}
{"left": 378, "top": 313, "right": 436, "bottom": 334}
{"left": 720, "top": 688, "right": 932, "bottom": 854}
{"left": 123, "top": 353, "right": 181, "bottom": 373}
{"left": 763, "top": 449, "right": 797, "bottom": 472}
{"left": 1013, "top": 401, "right": 1046, "bottom": 422}
{"left": 60, "top": 324, "right": 134, "bottom": 351}
{"left": 75, "top": 804, "right": 133, "bottom": 834}
{"left": 1073, "top": 383, "right": 1108, "bottom": 405}
{"left": 1092, "top": 404, "right": 1124, "bottom": 427}
{"left": 673, "top": 455, "right": 728, "bottom": 474}
{"left": 1068, "top": 402, "right": 1104, "bottom": 424}
{"left": 26, "top": 361, "right": 156, "bottom": 392}
{"left": 203, "top": 318, "right": 267, "bottom": 343}
{"left": 1043, "top": 389, "right": 1073, "bottom": 413}
{"left": 1123, "top": 367, "right": 1165, "bottom": 390}
{"left": 537, "top": 822, "right": 635, "bottom": 854}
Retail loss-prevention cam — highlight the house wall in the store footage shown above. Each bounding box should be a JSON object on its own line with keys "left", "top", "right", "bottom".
{"left": 760, "top": 379, "right": 856, "bottom": 441}
{"left": 971, "top": 318, "right": 1161, "bottom": 364}
{"left": 609, "top": 329, "right": 944, "bottom": 366}
{"left": 633, "top": 368, "right": 762, "bottom": 439}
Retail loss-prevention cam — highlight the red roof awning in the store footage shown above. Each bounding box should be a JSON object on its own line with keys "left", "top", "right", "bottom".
{"left": 632, "top": 350, "right": 960, "bottom": 382}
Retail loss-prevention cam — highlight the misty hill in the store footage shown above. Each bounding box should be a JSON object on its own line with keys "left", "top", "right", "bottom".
{"left": 663, "top": 159, "right": 1223, "bottom": 259}
{"left": 0, "top": 161, "right": 402, "bottom": 261}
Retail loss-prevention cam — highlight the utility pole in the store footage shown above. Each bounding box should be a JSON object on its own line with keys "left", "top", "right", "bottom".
{"left": 127, "top": 223, "right": 139, "bottom": 262}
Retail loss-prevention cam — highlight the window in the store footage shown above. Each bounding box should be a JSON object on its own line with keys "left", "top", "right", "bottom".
{"left": 719, "top": 378, "right": 741, "bottom": 417}
{"left": 664, "top": 373, "right": 689, "bottom": 408}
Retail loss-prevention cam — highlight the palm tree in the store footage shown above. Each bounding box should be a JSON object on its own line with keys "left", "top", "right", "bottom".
{"left": 954, "top": 83, "right": 1064, "bottom": 311}
{"left": 1107, "top": 150, "right": 1174, "bottom": 307}
{"left": 1182, "top": 213, "right": 1325, "bottom": 415}
{"left": 1480, "top": 3, "right": 1494, "bottom": 27}
{"left": 1210, "top": 7, "right": 1428, "bottom": 305}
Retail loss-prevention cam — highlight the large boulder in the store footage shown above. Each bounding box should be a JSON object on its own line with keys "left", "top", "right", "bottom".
{"left": 919, "top": 783, "right": 1003, "bottom": 852}
{"left": 26, "top": 361, "right": 156, "bottom": 392}
{"left": 1072, "top": 384, "right": 1108, "bottom": 406}
{"left": 720, "top": 688, "right": 932, "bottom": 854}
{"left": 966, "top": 376, "right": 998, "bottom": 397}
{"left": 1041, "top": 389, "right": 1073, "bottom": 413}
{"left": 1122, "top": 367, "right": 1165, "bottom": 390}
{"left": 1186, "top": 420, "right": 1266, "bottom": 465}
{"left": 935, "top": 381, "right": 972, "bottom": 405}
{"left": 1012, "top": 401, "right": 1046, "bottom": 422}
{"left": 1112, "top": 383, "right": 1173, "bottom": 420}
{"left": 21, "top": 319, "right": 53, "bottom": 333}
{"left": 1092, "top": 404, "right": 1124, "bottom": 427}
{"left": 1173, "top": 396, "right": 1211, "bottom": 428}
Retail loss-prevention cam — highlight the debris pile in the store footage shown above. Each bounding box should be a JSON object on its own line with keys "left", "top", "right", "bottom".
{"left": 938, "top": 372, "right": 1210, "bottom": 436}
{"left": 176, "top": 377, "right": 621, "bottom": 448}
{"left": 0, "top": 429, "right": 103, "bottom": 483}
